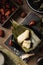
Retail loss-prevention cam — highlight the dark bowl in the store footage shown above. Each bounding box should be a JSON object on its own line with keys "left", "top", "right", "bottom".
{"left": 26, "top": 0, "right": 43, "bottom": 14}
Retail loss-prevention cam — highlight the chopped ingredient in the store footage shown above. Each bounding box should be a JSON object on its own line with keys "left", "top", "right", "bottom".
{"left": 9, "top": 40, "right": 13, "bottom": 46}
{"left": 12, "top": 7, "right": 16, "bottom": 12}
{"left": 20, "top": 11, "right": 27, "bottom": 18}
{"left": 20, "top": 53, "right": 34, "bottom": 60}
{"left": 0, "top": 29, "right": 5, "bottom": 37}
{"left": 0, "top": 0, "right": 17, "bottom": 24}
{"left": 17, "top": 30, "right": 30, "bottom": 44}
{"left": 0, "top": 8, "right": 4, "bottom": 15}
{"left": 22, "top": 40, "right": 31, "bottom": 49}
{"left": 29, "top": 20, "right": 36, "bottom": 26}
{"left": 5, "top": 10, "right": 11, "bottom": 16}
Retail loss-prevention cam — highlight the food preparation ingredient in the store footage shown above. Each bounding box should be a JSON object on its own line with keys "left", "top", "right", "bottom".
{"left": 0, "top": 29, "right": 5, "bottom": 37}
{"left": 29, "top": 20, "right": 36, "bottom": 26}
{"left": 0, "top": 53, "right": 5, "bottom": 65}
{"left": 0, "top": 8, "right": 4, "bottom": 15}
{"left": 1, "top": 15, "right": 5, "bottom": 24}
{"left": 20, "top": 11, "right": 27, "bottom": 18}
{"left": 9, "top": 40, "right": 13, "bottom": 46}
{"left": 11, "top": 19, "right": 41, "bottom": 52}
{"left": 12, "top": 7, "right": 16, "bottom": 12}
{"left": 20, "top": 53, "right": 34, "bottom": 60}
{"left": 22, "top": 40, "right": 31, "bottom": 49}
{"left": 0, "top": 0, "right": 17, "bottom": 24}
{"left": 5, "top": 10, "right": 11, "bottom": 17}
{"left": 17, "top": 30, "right": 30, "bottom": 44}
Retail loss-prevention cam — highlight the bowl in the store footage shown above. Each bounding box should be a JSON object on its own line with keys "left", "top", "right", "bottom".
{"left": 26, "top": 0, "right": 43, "bottom": 14}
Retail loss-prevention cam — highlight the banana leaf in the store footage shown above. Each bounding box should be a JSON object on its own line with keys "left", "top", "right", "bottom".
{"left": 11, "top": 19, "right": 41, "bottom": 52}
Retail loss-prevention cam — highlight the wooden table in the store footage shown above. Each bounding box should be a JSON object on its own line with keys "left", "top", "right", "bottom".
{"left": 0, "top": 0, "right": 43, "bottom": 65}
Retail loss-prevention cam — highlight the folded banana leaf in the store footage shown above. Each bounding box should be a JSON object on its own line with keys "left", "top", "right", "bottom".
{"left": 0, "top": 45, "right": 28, "bottom": 65}
{"left": 11, "top": 19, "right": 41, "bottom": 52}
